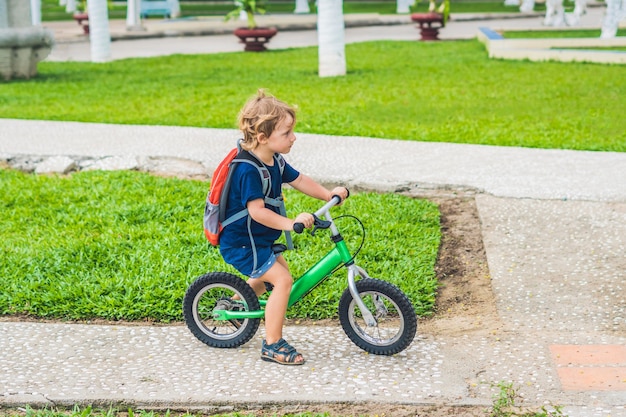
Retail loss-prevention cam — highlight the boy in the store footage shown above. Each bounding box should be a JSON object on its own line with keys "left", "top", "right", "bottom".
{"left": 219, "top": 90, "right": 348, "bottom": 365}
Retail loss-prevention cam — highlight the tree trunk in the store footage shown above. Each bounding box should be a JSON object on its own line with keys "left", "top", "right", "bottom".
{"left": 87, "top": 0, "right": 111, "bottom": 62}
{"left": 544, "top": 0, "right": 565, "bottom": 26}
{"left": 519, "top": 0, "right": 535, "bottom": 12}
{"left": 168, "top": 0, "right": 180, "bottom": 18}
{"left": 294, "top": 0, "right": 310, "bottom": 14}
{"left": 601, "top": 0, "right": 626, "bottom": 38}
{"left": 126, "top": 0, "right": 143, "bottom": 31}
{"left": 317, "top": 0, "right": 346, "bottom": 77}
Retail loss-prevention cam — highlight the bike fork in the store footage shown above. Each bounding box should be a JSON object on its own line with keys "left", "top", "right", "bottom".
{"left": 347, "top": 264, "right": 377, "bottom": 327}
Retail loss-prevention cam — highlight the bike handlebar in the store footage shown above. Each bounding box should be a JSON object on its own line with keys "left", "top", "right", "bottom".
{"left": 293, "top": 222, "right": 305, "bottom": 234}
{"left": 292, "top": 191, "right": 349, "bottom": 234}
{"left": 293, "top": 215, "right": 328, "bottom": 234}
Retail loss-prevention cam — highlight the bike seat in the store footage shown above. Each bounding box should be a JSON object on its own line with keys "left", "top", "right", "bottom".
{"left": 272, "top": 243, "right": 288, "bottom": 255}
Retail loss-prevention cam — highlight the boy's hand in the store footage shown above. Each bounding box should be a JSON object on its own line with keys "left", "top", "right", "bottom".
{"left": 293, "top": 212, "right": 314, "bottom": 230}
{"left": 331, "top": 187, "right": 349, "bottom": 204}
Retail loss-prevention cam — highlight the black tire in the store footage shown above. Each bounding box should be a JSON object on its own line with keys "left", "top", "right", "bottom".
{"left": 183, "top": 272, "right": 260, "bottom": 348}
{"left": 338, "top": 278, "right": 417, "bottom": 355}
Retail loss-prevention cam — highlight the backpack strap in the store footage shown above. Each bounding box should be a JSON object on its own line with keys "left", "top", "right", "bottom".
{"left": 269, "top": 153, "right": 292, "bottom": 249}
{"left": 219, "top": 158, "right": 267, "bottom": 227}
{"left": 260, "top": 153, "right": 292, "bottom": 248}
{"left": 220, "top": 149, "right": 293, "bottom": 250}
{"left": 219, "top": 150, "right": 271, "bottom": 225}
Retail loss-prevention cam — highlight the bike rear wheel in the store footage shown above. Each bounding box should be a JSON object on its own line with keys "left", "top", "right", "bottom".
{"left": 338, "top": 278, "right": 417, "bottom": 355}
{"left": 183, "top": 272, "right": 260, "bottom": 348}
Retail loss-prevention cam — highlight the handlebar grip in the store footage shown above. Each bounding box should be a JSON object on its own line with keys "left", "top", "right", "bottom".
{"left": 293, "top": 222, "right": 305, "bottom": 234}
{"left": 331, "top": 188, "right": 350, "bottom": 203}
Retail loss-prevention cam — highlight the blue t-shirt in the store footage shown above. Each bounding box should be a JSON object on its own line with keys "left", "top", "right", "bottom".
{"left": 219, "top": 156, "right": 300, "bottom": 250}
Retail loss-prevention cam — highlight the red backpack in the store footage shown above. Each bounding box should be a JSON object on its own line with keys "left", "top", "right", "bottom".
{"left": 203, "top": 142, "right": 289, "bottom": 247}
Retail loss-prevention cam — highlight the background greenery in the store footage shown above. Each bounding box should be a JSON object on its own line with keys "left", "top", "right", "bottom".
{"left": 2, "top": 41, "right": 624, "bottom": 152}
{"left": 0, "top": 169, "right": 440, "bottom": 321}
{"left": 40, "top": 0, "right": 545, "bottom": 20}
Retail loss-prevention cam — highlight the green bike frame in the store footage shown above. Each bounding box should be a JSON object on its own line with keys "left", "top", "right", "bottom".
{"left": 285, "top": 240, "right": 351, "bottom": 307}
{"left": 213, "top": 196, "right": 378, "bottom": 326}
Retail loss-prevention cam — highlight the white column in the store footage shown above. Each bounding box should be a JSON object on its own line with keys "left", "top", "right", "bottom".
{"left": 317, "top": 0, "right": 346, "bottom": 77}
{"left": 87, "top": 0, "right": 111, "bottom": 62}
{"left": 30, "top": 0, "right": 41, "bottom": 25}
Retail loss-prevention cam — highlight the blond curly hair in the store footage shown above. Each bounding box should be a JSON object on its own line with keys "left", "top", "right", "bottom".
{"left": 238, "top": 89, "right": 296, "bottom": 151}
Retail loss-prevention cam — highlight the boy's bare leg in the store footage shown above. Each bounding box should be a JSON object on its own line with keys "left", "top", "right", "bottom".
{"left": 260, "top": 261, "right": 292, "bottom": 345}
{"left": 247, "top": 278, "right": 266, "bottom": 296}
{"left": 247, "top": 255, "right": 290, "bottom": 296}
{"left": 256, "top": 259, "right": 304, "bottom": 363}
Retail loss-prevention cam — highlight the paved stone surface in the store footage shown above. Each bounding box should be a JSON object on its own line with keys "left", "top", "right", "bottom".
{"left": 2, "top": 120, "right": 625, "bottom": 202}
{"left": 2, "top": 8, "right": 626, "bottom": 416}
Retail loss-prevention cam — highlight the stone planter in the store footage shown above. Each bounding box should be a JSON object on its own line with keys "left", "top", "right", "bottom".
{"left": 410, "top": 12, "right": 445, "bottom": 41}
{"left": 233, "top": 27, "right": 278, "bottom": 52}
{"left": 0, "top": 0, "right": 55, "bottom": 80}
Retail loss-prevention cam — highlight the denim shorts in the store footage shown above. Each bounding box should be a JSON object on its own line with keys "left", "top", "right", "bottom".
{"left": 249, "top": 252, "right": 277, "bottom": 279}
{"left": 220, "top": 245, "right": 277, "bottom": 279}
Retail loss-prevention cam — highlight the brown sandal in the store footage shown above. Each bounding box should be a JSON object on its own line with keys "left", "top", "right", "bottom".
{"left": 261, "top": 338, "right": 305, "bottom": 366}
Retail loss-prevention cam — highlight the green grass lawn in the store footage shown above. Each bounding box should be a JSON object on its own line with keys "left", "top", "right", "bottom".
{"left": 2, "top": 41, "right": 624, "bottom": 152}
{"left": 42, "top": 0, "right": 127, "bottom": 20}
{"left": 0, "top": 169, "right": 440, "bottom": 322}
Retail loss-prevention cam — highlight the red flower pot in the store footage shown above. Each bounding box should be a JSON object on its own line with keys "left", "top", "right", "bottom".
{"left": 233, "top": 27, "right": 278, "bottom": 52}
{"left": 73, "top": 13, "right": 90, "bottom": 35}
{"left": 410, "top": 12, "right": 445, "bottom": 41}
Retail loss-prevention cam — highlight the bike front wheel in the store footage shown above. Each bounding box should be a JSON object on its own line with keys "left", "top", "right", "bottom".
{"left": 338, "top": 278, "right": 417, "bottom": 355}
{"left": 183, "top": 272, "right": 260, "bottom": 348}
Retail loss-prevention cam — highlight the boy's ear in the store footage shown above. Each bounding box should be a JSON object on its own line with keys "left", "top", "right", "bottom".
{"left": 257, "top": 132, "right": 268, "bottom": 144}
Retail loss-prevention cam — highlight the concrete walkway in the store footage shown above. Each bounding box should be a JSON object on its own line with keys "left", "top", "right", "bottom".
{"left": 2, "top": 8, "right": 626, "bottom": 417}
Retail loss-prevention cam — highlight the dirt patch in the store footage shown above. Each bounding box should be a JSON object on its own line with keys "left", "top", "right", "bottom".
{"left": 421, "top": 196, "right": 501, "bottom": 336}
